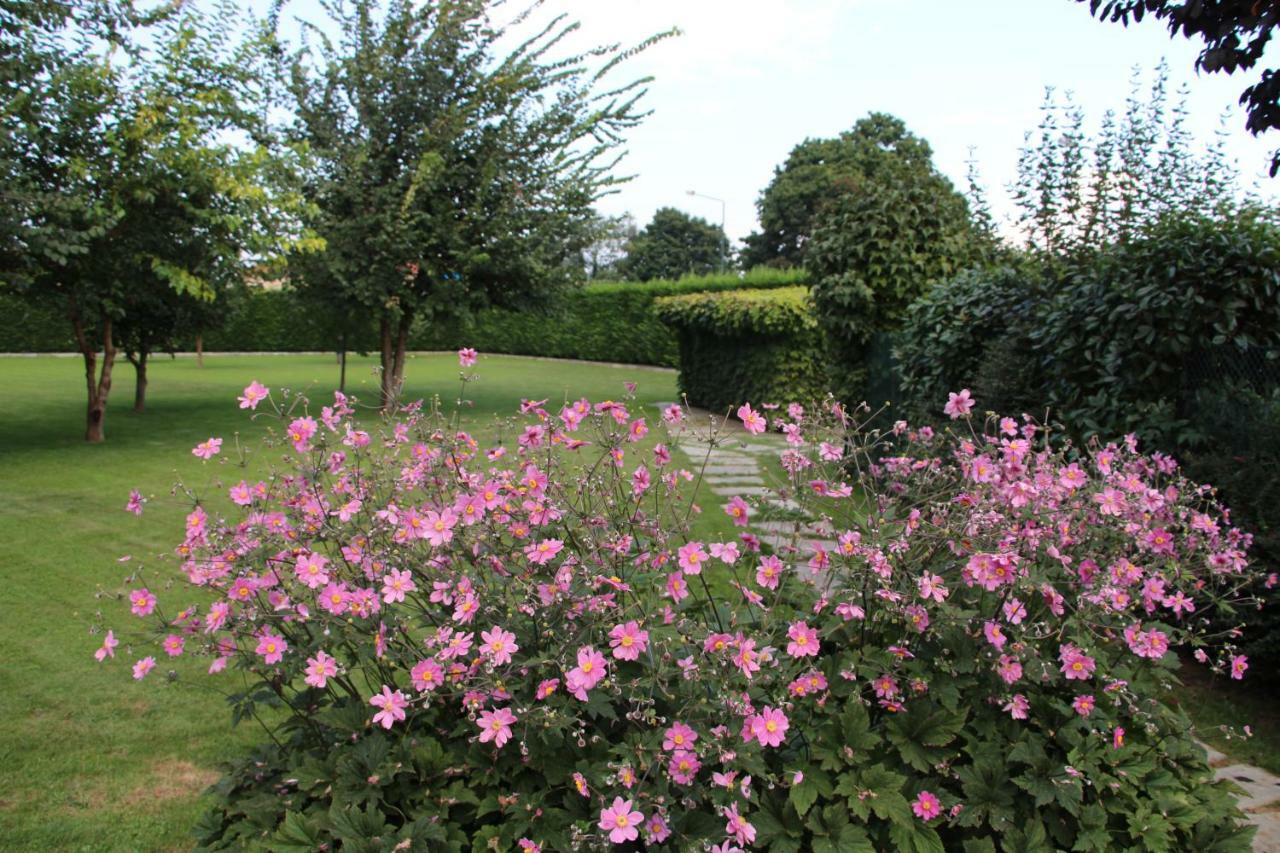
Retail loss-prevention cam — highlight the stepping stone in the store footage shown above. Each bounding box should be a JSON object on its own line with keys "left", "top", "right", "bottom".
{"left": 701, "top": 465, "right": 761, "bottom": 476}
{"left": 704, "top": 477, "right": 765, "bottom": 487}
{"left": 1214, "top": 764, "right": 1280, "bottom": 812}
{"left": 711, "top": 485, "right": 771, "bottom": 497}
{"left": 1199, "top": 741, "right": 1231, "bottom": 768}
{"left": 755, "top": 520, "right": 805, "bottom": 534}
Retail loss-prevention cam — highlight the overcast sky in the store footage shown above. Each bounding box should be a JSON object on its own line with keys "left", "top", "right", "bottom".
{"left": 269, "top": 0, "right": 1280, "bottom": 244}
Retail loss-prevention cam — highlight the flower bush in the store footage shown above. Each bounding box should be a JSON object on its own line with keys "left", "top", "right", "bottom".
{"left": 96, "top": 357, "right": 1264, "bottom": 851}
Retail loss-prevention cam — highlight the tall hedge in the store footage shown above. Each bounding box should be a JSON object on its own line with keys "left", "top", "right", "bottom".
{"left": 0, "top": 269, "right": 807, "bottom": 365}
{"left": 654, "top": 286, "right": 827, "bottom": 413}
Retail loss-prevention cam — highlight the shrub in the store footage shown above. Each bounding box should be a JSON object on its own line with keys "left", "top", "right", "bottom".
{"left": 805, "top": 152, "right": 988, "bottom": 402}
{"left": 428, "top": 270, "right": 807, "bottom": 367}
{"left": 895, "top": 264, "right": 1044, "bottom": 422}
{"left": 1031, "top": 210, "right": 1280, "bottom": 448}
{"left": 654, "top": 286, "right": 827, "bottom": 413}
{"left": 99, "top": 370, "right": 1263, "bottom": 851}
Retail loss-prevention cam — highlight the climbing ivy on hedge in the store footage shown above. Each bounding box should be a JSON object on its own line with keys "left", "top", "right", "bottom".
{"left": 654, "top": 286, "right": 827, "bottom": 413}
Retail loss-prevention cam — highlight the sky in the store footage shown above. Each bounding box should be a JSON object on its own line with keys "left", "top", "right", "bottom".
{"left": 266, "top": 0, "right": 1280, "bottom": 245}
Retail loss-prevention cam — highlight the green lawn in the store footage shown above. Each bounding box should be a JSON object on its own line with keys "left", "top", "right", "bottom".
{"left": 0, "top": 352, "right": 708, "bottom": 852}
{"left": 1, "top": 353, "right": 1275, "bottom": 851}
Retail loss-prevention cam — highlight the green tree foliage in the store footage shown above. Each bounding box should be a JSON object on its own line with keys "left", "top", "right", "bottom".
{"left": 3, "top": 1, "right": 312, "bottom": 440}
{"left": 1012, "top": 65, "right": 1242, "bottom": 253}
{"left": 802, "top": 115, "right": 988, "bottom": 401}
{"left": 284, "top": 0, "right": 673, "bottom": 408}
{"left": 1077, "top": 0, "right": 1280, "bottom": 174}
{"left": 581, "top": 212, "right": 636, "bottom": 280}
{"left": 617, "top": 206, "right": 729, "bottom": 281}
{"left": 741, "top": 113, "right": 940, "bottom": 270}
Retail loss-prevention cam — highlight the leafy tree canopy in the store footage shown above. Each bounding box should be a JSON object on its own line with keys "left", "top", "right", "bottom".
{"left": 741, "top": 112, "right": 936, "bottom": 269}
{"left": 283, "top": 0, "right": 674, "bottom": 406}
{"left": 1077, "top": 0, "right": 1280, "bottom": 174}
{"left": 617, "top": 207, "right": 729, "bottom": 281}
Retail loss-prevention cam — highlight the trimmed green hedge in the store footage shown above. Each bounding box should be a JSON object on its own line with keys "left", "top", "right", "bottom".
{"left": 654, "top": 286, "right": 828, "bottom": 413}
{"left": 1, "top": 269, "right": 807, "bottom": 366}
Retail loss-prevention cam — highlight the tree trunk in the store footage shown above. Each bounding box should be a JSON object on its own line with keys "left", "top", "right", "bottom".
{"left": 338, "top": 332, "right": 347, "bottom": 394}
{"left": 71, "top": 297, "right": 115, "bottom": 443}
{"left": 195, "top": 332, "right": 204, "bottom": 367}
{"left": 128, "top": 348, "right": 149, "bottom": 413}
{"left": 379, "top": 315, "right": 394, "bottom": 411}
{"left": 392, "top": 312, "right": 410, "bottom": 399}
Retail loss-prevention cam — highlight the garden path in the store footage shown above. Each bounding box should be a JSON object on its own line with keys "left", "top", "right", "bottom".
{"left": 657, "top": 403, "right": 1280, "bottom": 849}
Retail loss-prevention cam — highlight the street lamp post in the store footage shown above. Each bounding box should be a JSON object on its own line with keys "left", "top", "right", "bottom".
{"left": 686, "top": 189, "right": 727, "bottom": 273}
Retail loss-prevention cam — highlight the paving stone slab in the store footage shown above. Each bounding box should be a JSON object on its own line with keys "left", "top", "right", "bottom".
{"left": 711, "top": 485, "right": 772, "bottom": 497}
{"left": 704, "top": 479, "right": 766, "bottom": 489}
{"left": 1199, "top": 741, "right": 1231, "bottom": 768}
{"left": 700, "top": 467, "right": 763, "bottom": 477}
{"left": 1215, "top": 763, "right": 1280, "bottom": 812}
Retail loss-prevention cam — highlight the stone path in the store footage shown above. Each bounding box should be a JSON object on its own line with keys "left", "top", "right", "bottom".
{"left": 1200, "top": 742, "right": 1280, "bottom": 850}
{"left": 657, "top": 404, "right": 1280, "bottom": 846}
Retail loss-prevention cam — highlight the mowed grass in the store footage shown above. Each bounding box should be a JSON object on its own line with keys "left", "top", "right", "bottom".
{"left": 0, "top": 352, "right": 698, "bottom": 852}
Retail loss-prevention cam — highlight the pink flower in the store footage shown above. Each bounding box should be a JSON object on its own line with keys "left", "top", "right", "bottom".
{"left": 525, "top": 538, "right": 563, "bottom": 565}
{"left": 943, "top": 388, "right": 975, "bottom": 418}
{"left": 677, "top": 541, "right": 709, "bottom": 575}
{"left": 162, "top": 634, "right": 185, "bottom": 657}
{"left": 599, "top": 797, "right": 644, "bottom": 845}
{"left": 256, "top": 633, "right": 288, "bottom": 665}
{"left": 305, "top": 651, "right": 338, "bottom": 688}
{"left": 786, "top": 621, "right": 819, "bottom": 658}
{"left": 912, "top": 790, "right": 942, "bottom": 820}
{"left": 1231, "top": 655, "right": 1249, "bottom": 680}
{"left": 1072, "top": 694, "right": 1095, "bottom": 716}
{"left": 129, "top": 588, "right": 157, "bottom": 617}
{"left": 238, "top": 380, "right": 269, "bottom": 409}
{"left": 737, "top": 403, "right": 767, "bottom": 434}
{"left": 132, "top": 656, "right": 156, "bottom": 680}
{"left": 628, "top": 418, "right": 649, "bottom": 442}
{"left": 125, "top": 489, "right": 144, "bottom": 515}
{"left": 756, "top": 555, "right": 783, "bottom": 590}
{"left": 608, "top": 621, "right": 649, "bottom": 661}
{"left": 566, "top": 646, "right": 608, "bottom": 700}
{"left": 724, "top": 495, "right": 750, "bottom": 527}
{"left": 1112, "top": 726, "right": 1125, "bottom": 749}
{"left": 668, "top": 749, "right": 701, "bottom": 784}
{"left": 480, "top": 626, "right": 520, "bottom": 666}
{"left": 411, "top": 658, "right": 444, "bottom": 691}
{"left": 94, "top": 630, "right": 119, "bottom": 662}
{"left": 663, "top": 722, "right": 698, "bottom": 751}
{"left": 369, "top": 685, "right": 409, "bottom": 729}
{"left": 747, "top": 706, "right": 789, "bottom": 748}
{"left": 458, "top": 347, "right": 478, "bottom": 367}
{"left": 477, "top": 707, "right": 517, "bottom": 748}
{"left": 1003, "top": 693, "right": 1030, "bottom": 719}
{"left": 535, "top": 678, "right": 559, "bottom": 700}
{"left": 381, "top": 568, "right": 417, "bottom": 603}
{"left": 295, "top": 552, "right": 330, "bottom": 589}
{"left": 423, "top": 509, "right": 458, "bottom": 547}
{"left": 1059, "top": 643, "right": 1096, "bottom": 680}
{"left": 192, "top": 437, "right": 223, "bottom": 460}
{"left": 724, "top": 803, "right": 756, "bottom": 845}
{"left": 982, "top": 620, "right": 1007, "bottom": 651}
{"left": 286, "top": 417, "right": 318, "bottom": 452}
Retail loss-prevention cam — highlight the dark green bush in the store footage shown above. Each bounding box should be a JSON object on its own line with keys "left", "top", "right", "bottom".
{"left": 0, "top": 292, "right": 77, "bottom": 351}
{"left": 654, "top": 286, "right": 827, "bottom": 413}
{"left": 895, "top": 263, "right": 1044, "bottom": 421}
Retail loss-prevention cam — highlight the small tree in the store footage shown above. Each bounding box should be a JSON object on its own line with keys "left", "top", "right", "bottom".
{"left": 741, "top": 113, "right": 939, "bottom": 270}
{"left": 617, "top": 207, "right": 729, "bottom": 281}
{"left": 804, "top": 115, "right": 988, "bottom": 401}
{"left": 285, "top": 0, "right": 673, "bottom": 409}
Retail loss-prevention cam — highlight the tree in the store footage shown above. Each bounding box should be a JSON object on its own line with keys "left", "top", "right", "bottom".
{"left": 5, "top": 1, "right": 313, "bottom": 440}
{"left": 741, "top": 113, "right": 938, "bottom": 269}
{"left": 804, "top": 115, "right": 987, "bottom": 401}
{"left": 1076, "top": 0, "right": 1280, "bottom": 174}
{"left": 581, "top": 212, "right": 636, "bottom": 280}
{"left": 284, "top": 0, "right": 673, "bottom": 409}
{"left": 617, "top": 207, "right": 729, "bottom": 281}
